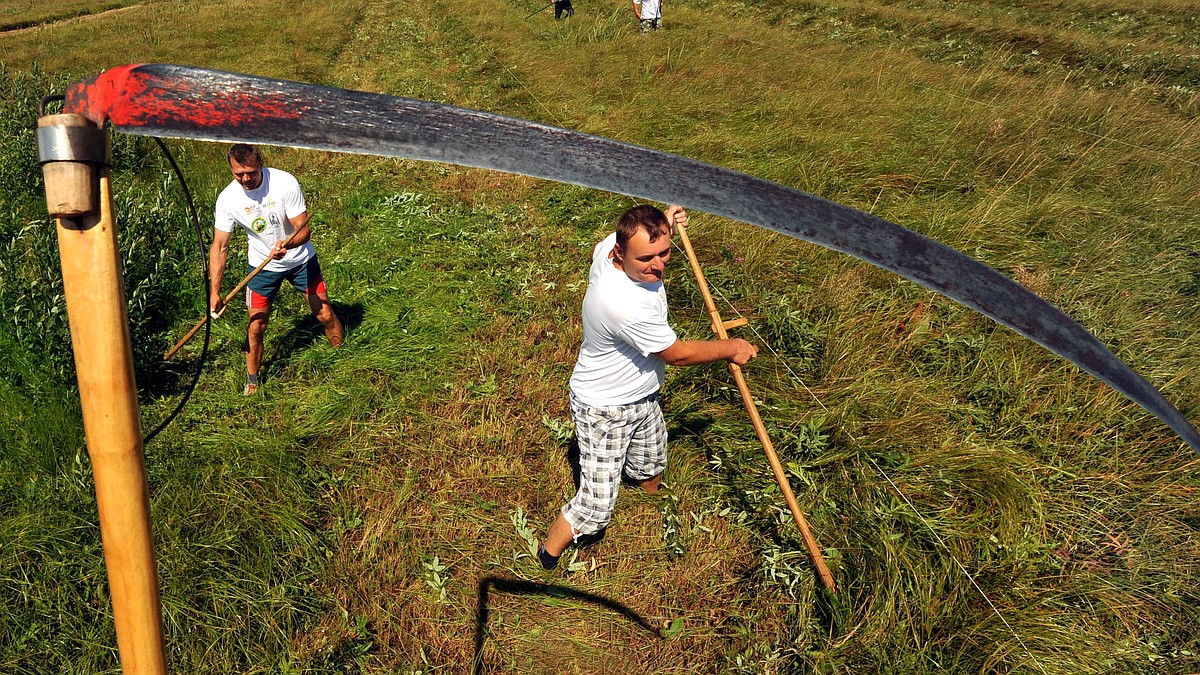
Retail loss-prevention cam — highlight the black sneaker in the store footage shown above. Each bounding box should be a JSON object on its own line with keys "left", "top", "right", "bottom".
{"left": 537, "top": 543, "right": 560, "bottom": 570}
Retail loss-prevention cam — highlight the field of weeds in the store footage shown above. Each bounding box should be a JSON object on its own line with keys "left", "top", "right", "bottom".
{"left": 2, "top": 0, "right": 1198, "bottom": 672}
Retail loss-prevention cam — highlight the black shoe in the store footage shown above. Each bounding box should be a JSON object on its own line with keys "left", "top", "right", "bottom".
{"left": 537, "top": 543, "right": 560, "bottom": 570}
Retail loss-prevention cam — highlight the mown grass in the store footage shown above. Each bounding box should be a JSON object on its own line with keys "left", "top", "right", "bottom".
{"left": 0, "top": 0, "right": 137, "bottom": 34}
{"left": 2, "top": 0, "right": 1200, "bottom": 672}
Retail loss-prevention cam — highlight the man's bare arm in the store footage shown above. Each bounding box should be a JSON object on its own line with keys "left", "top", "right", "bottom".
{"left": 209, "top": 228, "right": 232, "bottom": 312}
{"left": 656, "top": 338, "right": 758, "bottom": 367}
{"left": 269, "top": 211, "right": 311, "bottom": 259}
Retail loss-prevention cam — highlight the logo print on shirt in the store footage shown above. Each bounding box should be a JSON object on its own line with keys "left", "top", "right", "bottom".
{"left": 251, "top": 217, "right": 268, "bottom": 233}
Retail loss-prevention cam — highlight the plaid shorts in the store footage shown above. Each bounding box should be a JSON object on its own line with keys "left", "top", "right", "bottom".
{"left": 561, "top": 391, "right": 668, "bottom": 537}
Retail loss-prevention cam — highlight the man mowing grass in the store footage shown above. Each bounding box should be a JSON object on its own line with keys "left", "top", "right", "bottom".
{"left": 209, "top": 144, "right": 345, "bottom": 395}
{"left": 539, "top": 205, "right": 758, "bottom": 569}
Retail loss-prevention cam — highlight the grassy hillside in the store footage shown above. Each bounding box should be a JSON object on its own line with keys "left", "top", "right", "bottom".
{"left": 2, "top": 0, "right": 1199, "bottom": 672}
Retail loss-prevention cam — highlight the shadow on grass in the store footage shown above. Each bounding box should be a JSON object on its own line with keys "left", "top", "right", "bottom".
{"left": 274, "top": 300, "right": 365, "bottom": 355}
{"left": 666, "top": 405, "right": 717, "bottom": 445}
{"left": 472, "top": 575, "right": 662, "bottom": 674}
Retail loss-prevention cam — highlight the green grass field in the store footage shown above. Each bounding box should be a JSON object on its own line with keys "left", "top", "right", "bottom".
{"left": 2, "top": 0, "right": 1199, "bottom": 672}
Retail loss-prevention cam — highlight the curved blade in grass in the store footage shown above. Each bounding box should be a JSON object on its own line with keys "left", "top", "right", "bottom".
{"left": 63, "top": 64, "right": 1200, "bottom": 452}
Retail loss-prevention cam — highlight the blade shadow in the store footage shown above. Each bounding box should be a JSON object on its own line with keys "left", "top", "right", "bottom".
{"left": 472, "top": 574, "right": 662, "bottom": 674}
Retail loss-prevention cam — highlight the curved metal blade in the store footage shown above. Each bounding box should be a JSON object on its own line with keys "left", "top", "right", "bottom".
{"left": 63, "top": 63, "right": 1200, "bottom": 452}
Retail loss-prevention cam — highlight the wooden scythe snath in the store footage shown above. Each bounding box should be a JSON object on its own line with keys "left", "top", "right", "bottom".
{"left": 37, "top": 113, "right": 169, "bottom": 674}
{"left": 675, "top": 224, "right": 838, "bottom": 595}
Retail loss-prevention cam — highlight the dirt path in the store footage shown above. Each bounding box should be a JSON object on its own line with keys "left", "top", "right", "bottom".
{"left": 0, "top": 4, "right": 143, "bottom": 37}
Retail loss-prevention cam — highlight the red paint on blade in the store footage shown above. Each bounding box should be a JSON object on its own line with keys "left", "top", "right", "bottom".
{"left": 64, "top": 64, "right": 303, "bottom": 129}
{"left": 63, "top": 63, "right": 140, "bottom": 124}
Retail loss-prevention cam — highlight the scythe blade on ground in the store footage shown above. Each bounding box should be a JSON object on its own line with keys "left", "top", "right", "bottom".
{"left": 61, "top": 63, "right": 1200, "bottom": 453}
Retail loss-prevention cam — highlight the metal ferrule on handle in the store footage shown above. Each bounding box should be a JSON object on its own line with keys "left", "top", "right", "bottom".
{"left": 37, "top": 114, "right": 109, "bottom": 218}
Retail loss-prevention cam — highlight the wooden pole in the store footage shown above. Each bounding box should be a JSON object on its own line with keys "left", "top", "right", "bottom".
{"left": 675, "top": 222, "right": 837, "bottom": 594}
{"left": 163, "top": 229, "right": 300, "bottom": 361}
{"left": 40, "top": 113, "right": 169, "bottom": 674}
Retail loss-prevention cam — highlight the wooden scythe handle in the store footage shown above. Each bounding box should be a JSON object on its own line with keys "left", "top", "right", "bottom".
{"left": 45, "top": 114, "right": 169, "bottom": 674}
{"left": 675, "top": 222, "right": 838, "bottom": 595}
{"left": 163, "top": 230, "right": 300, "bottom": 360}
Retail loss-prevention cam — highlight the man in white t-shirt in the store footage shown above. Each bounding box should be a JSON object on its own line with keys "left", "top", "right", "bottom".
{"left": 633, "top": 0, "right": 662, "bottom": 32}
{"left": 209, "top": 144, "right": 344, "bottom": 395}
{"left": 538, "top": 205, "right": 758, "bottom": 569}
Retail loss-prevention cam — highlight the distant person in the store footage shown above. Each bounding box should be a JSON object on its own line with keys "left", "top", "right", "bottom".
{"left": 538, "top": 205, "right": 758, "bottom": 569}
{"left": 633, "top": 0, "right": 661, "bottom": 31}
{"left": 555, "top": 0, "right": 573, "bottom": 19}
{"left": 209, "top": 144, "right": 344, "bottom": 396}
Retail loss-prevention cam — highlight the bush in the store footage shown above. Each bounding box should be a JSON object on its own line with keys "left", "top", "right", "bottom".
{"left": 0, "top": 65, "right": 208, "bottom": 392}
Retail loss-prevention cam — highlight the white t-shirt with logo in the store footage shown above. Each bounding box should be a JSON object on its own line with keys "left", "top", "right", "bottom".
{"left": 214, "top": 167, "right": 316, "bottom": 272}
{"left": 569, "top": 233, "right": 679, "bottom": 406}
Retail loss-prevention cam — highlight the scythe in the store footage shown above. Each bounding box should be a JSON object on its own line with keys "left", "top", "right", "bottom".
{"left": 37, "top": 63, "right": 1200, "bottom": 673}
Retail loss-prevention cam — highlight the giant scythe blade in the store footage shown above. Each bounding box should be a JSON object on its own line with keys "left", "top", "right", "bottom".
{"left": 63, "top": 63, "right": 1200, "bottom": 452}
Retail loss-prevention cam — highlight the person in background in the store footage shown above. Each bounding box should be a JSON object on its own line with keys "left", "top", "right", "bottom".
{"left": 209, "top": 144, "right": 344, "bottom": 396}
{"left": 633, "top": 0, "right": 662, "bottom": 32}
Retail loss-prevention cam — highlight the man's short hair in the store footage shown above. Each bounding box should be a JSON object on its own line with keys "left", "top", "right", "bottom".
{"left": 616, "top": 205, "right": 670, "bottom": 250}
{"left": 228, "top": 144, "right": 262, "bottom": 167}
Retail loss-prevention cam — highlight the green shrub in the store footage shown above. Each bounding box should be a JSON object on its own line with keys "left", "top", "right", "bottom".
{"left": 0, "top": 65, "right": 205, "bottom": 391}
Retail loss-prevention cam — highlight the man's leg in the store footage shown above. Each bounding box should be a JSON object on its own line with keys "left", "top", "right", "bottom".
{"left": 544, "top": 512, "right": 576, "bottom": 557}
{"left": 540, "top": 399, "right": 630, "bottom": 568}
{"left": 623, "top": 399, "right": 668, "bottom": 493}
{"left": 306, "top": 290, "right": 344, "bottom": 347}
{"left": 299, "top": 258, "right": 344, "bottom": 348}
{"left": 245, "top": 268, "right": 285, "bottom": 395}
{"left": 637, "top": 474, "right": 662, "bottom": 494}
{"left": 246, "top": 299, "right": 270, "bottom": 394}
